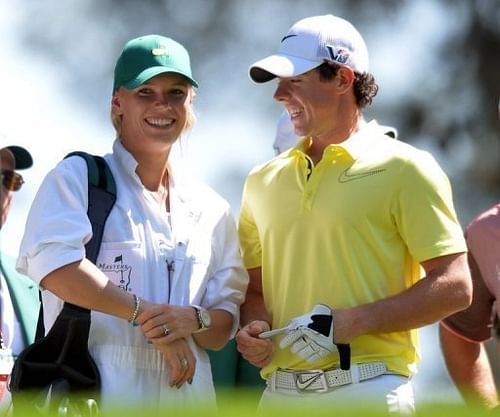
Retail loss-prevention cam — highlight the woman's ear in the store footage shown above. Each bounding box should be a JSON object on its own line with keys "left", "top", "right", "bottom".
{"left": 111, "top": 93, "right": 122, "bottom": 115}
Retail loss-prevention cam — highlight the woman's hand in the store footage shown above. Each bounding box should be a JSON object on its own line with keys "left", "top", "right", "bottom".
{"left": 136, "top": 302, "right": 197, "bottom": 387}
{"left": 154, "top": 337, "right": 197, "bottom": 388}
{"left": 137, "top": 302, "right": 198, "bottom": 344}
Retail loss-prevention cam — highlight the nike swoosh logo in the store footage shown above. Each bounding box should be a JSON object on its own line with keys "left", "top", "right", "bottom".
{"left": 338, "top": 168, "right": 386, "bottom": 183}
{"left": 295, "top": 373, "right": 321, "bottom": 390}
{"left": 281, "top": 34, "right": 298, "bottom": 42}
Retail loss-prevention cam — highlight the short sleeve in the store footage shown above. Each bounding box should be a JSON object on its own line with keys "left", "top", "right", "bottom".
{"left": 238, "top": 177, "right": 262, "bottom": 269}
{"left": 392, "top": 150, "right": 467, "bottom": 262}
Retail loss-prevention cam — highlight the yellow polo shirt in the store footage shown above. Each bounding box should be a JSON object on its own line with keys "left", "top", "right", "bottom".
{"left": 239, "top": 120, "right": 466, "bottom": 378}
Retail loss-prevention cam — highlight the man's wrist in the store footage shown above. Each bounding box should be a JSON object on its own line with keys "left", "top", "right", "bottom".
{"left": 241, "top": 318, "right": 271, "bottom": 331}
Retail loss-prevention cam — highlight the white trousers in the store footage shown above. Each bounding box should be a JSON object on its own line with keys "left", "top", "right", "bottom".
{"left": 259, "top": 374, "right": 415, "bottom": 415}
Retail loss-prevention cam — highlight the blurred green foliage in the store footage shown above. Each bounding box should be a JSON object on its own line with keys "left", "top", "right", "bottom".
{"left": 9, "top": 390, "right": 496, "bottom": 417}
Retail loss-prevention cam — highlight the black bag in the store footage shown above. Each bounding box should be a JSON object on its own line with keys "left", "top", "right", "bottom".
{"left": 8, "top": 304, "right": 101, "bottom": 416}
{"left": 9, "top": 152, "right": 116, "bottom": 416}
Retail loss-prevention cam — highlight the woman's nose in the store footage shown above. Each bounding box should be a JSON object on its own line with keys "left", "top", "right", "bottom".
{"left": 156, "top": 93, "right": 171, "bottom": 108}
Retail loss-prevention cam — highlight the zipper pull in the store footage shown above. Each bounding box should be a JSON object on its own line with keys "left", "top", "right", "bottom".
{"left": 166, "top": 259, "right": 175, "bottom": 276}
{"left": 166, "top": 259, "right": 175, "bottom": 304}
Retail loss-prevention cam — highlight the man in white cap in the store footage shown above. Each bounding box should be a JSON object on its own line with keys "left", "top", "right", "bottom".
{"left": 0, "top": 140, "right": 39, "bottom": 412}
{"left": 236, "top": 14, "right": 472, "bottom": 414}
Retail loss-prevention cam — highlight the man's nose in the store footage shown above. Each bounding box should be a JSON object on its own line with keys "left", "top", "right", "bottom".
{"left": 273, "top": 82, "right": 290, "bottom": 103}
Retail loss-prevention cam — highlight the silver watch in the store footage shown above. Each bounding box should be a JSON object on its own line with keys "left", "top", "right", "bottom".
{"left": 192, "top": 305, "right": 211, "bottom": 332}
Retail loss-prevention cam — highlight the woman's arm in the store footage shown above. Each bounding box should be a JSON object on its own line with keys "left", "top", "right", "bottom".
{"left": 41, "top": 258, "right": 137, "bottom": 320}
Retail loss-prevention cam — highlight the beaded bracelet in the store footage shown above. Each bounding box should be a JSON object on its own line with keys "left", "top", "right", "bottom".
{"left": 128, "top": 294, "right": 141, "bottom": 324}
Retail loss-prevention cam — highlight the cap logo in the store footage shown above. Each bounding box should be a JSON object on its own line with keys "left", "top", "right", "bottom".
{"left": 326, "top": 45, "right": 349, "bottom": 65}
{"left": 152, "top": 47, "right": 169, "bottom": 56}
{"left": 281, "top": 34, "right": 297, "bottom": 42}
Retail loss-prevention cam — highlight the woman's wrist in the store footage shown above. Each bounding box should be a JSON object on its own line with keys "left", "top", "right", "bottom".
{"left": 128, "top": 293, "right": 141, "bottom": 324}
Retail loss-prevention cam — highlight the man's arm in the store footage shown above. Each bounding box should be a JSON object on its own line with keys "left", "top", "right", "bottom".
{"left": 332, "top": 252, "right": 472, "bottom": 343}
{"left": 240, "top": 267, "right": 270, "bottom": 327}
{"left": 439, "top": 324, "right": 498, "bottom": 409}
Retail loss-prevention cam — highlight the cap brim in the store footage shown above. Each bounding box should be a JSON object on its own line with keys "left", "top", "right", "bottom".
{"left": 123, "top": 66, "right": 199, "bottom": 89}
{"left": 249, "top": 54, "right": 321, "bottom": 83}
{"left": 6, "top": 145, "right": 33, "bottom": 170}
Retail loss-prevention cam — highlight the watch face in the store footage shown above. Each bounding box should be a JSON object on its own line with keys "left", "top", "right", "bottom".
{"left": 193, "top": 306, "right": 211, "bottom": 332}
{"left": 200, "top": 308, "right": 211, "bottom": 328}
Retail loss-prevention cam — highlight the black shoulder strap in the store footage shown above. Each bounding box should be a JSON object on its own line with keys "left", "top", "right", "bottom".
{"left": 65, "top": 152, "right": 117, "bottom": 263}
{"left": 35, "top": 152, "right": 117, "bottom": 340}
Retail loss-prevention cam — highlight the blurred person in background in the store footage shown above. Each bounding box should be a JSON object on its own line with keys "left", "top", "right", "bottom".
{"left": 273, "top": 110, "right": 298, "bottom": 155}
{"left": 440, "top": 203, "right": 499, "bottom": 410}
{"left": 439, "top": 99, "right": 500, "bottom": 410}
{"left": 236, "top": 14, "right": 472, "bottom": 415}
{"left": 16, "top": 34, "right": 247, "bottom": 411}
{"left": 0, "top": 140, "right": 39, "bottom": 414}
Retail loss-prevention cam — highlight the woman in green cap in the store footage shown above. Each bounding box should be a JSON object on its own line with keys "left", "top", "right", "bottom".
{"left": 17, "top": 34, "right": 248, "bottom": 410}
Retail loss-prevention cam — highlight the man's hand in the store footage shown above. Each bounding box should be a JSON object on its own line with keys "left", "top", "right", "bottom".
{"left": 236, "top": 320, "right": 274, "bottom": 368}
{"left": 279, "top": 304, "right": 335, "bottom": 360}
{"left": 279, "top": 304, "right": 351, "bottom": 369}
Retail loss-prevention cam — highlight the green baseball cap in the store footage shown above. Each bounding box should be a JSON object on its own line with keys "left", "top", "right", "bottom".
{"left": 113, "top": 34, "right": 199, "bottom": 92}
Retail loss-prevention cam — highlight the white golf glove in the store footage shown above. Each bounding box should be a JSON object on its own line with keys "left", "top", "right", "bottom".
{"left": 272, "top": 304, "right": 351, "bottom": 369}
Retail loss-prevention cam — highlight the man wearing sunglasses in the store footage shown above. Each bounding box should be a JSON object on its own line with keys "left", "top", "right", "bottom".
{"left": 0, "top": 141, "right": 39, "bottom": 413}
{"left": 1, "top": 145, "right": 31, "bottom": 224}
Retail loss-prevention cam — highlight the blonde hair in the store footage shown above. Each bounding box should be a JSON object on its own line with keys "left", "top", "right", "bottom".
{"left": 110, "top": 86, "right": 197, "bottom": 137}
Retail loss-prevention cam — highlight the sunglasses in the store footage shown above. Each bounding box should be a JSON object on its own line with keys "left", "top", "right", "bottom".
{"left": 1, "top": 169, "right": 24, "bottom": 192}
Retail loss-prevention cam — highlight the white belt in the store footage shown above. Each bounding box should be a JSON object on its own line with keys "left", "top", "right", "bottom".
{"left": 271, "top": 362, "right": 388, "bottom": 393}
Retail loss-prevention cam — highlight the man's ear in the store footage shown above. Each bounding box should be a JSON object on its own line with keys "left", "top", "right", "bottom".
{"left": 336, "top": 66, "right": 355, "bottom": 94}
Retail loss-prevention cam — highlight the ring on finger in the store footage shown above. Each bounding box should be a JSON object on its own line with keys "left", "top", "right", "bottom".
{"left": 180, "top": 357, "right": 188, "bottom": 369}
{"left": 162, "top": 324, "right": 170, "bottom": 336}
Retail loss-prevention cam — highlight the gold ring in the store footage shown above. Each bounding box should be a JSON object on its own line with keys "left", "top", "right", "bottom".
{"left": 162, "top": 324, "right": 170, "bottom": 336}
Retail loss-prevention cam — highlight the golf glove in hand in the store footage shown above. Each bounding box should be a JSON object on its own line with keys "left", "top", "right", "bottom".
{"left": 279, "top": 304, "right": 351, "bottom": 369}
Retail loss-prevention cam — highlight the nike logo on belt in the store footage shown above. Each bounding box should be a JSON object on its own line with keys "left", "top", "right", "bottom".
{"left": 338, "top": 168, "right": 386, "bottom": 183}
{"left": 295, "top": 373, "right": 322, "bottom": 390}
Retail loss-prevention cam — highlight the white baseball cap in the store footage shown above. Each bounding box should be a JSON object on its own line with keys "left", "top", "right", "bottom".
{"left": 249, "top": 14, "right": 369, "bottom": 83}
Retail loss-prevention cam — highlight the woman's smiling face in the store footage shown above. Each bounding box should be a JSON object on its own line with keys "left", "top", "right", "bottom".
{"left": 112, "top": 72, "right": 194, "bottom": 155}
